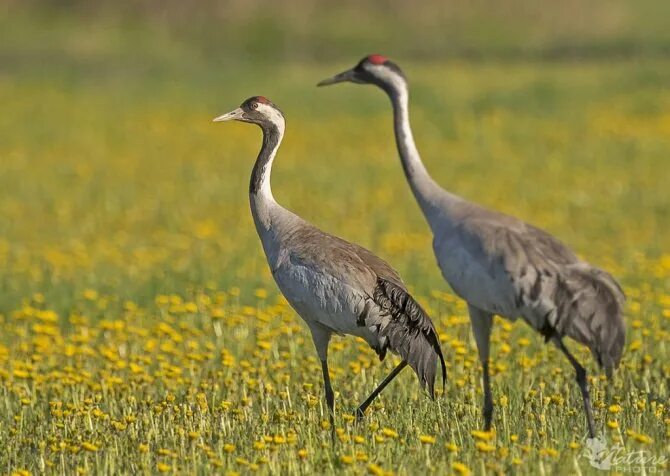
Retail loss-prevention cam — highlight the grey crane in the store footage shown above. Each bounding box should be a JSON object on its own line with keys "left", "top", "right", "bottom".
{"left": 318, "top": 55, "right": 625, "bottom": 438}
{"left": 213, "top": 96, "right": 446, "bottom": 433}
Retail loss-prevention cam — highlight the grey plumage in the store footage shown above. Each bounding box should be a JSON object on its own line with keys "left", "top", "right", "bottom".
{"left": 214, "top": 96, "right": 446, "bottom": 433}
{"left": 275, "top": 223, "right": 446, "bottom": 396}
{"left": 440, "top": 203, "right": 626, "bottom": 375}
{"left": 318, "top": 56, "right": 626, "bottom": 438}
{"left": 443, "top": 204, "right": 626, "bottom": 368}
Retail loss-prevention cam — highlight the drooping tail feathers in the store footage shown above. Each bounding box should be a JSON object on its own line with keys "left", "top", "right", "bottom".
{"left": 369, "top": 278, "right": 447, "bottom": 397}
{"left": 557, "top": 263, "right": 626, "bottom": 377}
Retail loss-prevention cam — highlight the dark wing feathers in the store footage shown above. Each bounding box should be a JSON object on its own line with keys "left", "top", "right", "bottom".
{"left": 284, "top": 223, "right": 446, "bottom": 396}
{"left": 363, "top": 278, "right": 447, "bottom": 397}
{"left": 456, "top": 209, "right": 625, "bottom": 376}
{"left": 557, "top": 263, "right": 626, "bottom": 376}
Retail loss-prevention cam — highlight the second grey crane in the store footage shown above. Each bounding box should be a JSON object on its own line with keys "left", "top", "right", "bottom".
{"left": 213, "top": 96, "right": 446, "bottom": 434}
{"left": 318, "top": 56, "right": 626, "bottom": 438}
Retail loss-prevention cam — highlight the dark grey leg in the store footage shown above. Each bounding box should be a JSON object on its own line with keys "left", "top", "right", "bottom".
{"left": 555, "top": 338, "right": 596, "bottom": 438}
{"left": 482, "top": 361, "right": 493, "bottom": 431}
{"left": 355, "top": 361, "right": 408, "bottom": 420}
{"left": 468, "top": 305, "right": 494, "bottom": 431}
{"left": 321, "top": 359, "right": 336, "bottom": 441}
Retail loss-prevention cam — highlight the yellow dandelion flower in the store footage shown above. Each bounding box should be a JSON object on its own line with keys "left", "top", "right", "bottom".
{"left": 367, "top": 463, "right": 384, "bottom": 475}
{"left": 11, "top": 470, "right": 31, "bottom": 476}
{"left": 569, "top": 442, "right": 580, "bottom": 450}
{"left": 635, "top": 433, "right": 652, "bottom": 444}
{"left": 445, "top": 442, "right": 458, "bottom": 452}
{"left": 608, "top": 404, "right": 622, "bottom": 414}
{"left": 340, "top": 455, "right": 354, "bottom": 465}
{"left": 83, "top": 289, "right": 98, "bottom": 301}
{"left": 382, "top": 428, "right": 399, "bottom": 438}
{"left": 156, "top": 463, "right": 171, "bottom": 473}
{"left": 607, "top": 420, "right": 619, "bottom": 429}
{"left": 419, "top": 435, "right": 436, "bottom": 445}
{"left": 138, "top": 443, "right": 149, "bottom": 453}
{"left": 476, "top": 442, "right": 496, "bottom": 453}
{"left": 12, "top": 369, "right": 29, "bottom": 379}
{"left": 452, "top": 462, "right": 471, "bottom": 475}
{"left": 257, "top": 340, "right": 271, "bottom": 350}
{"left": 81, "top": 442, "right": 99, "bottom": 452}
{"left": 626, "top": 429, "right": 653, "bottom": 444}
{"left": 297, "top": 449, "right": 308, "bottom": 459}
{"left": 223, "top": 443, "right": 235, "bottom": 453}
{"left": 541, "top": 447, "right": 559, "bottom": 458}
{"left": 471, "top": 430, "right": 494, "bottom": 441}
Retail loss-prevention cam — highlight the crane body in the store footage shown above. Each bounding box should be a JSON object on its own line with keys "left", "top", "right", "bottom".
{"left": 214, "top": 96, "right": 446, "bottom": 434}
{"left": 319, "top": 56, "right": 626, "bottom": 438}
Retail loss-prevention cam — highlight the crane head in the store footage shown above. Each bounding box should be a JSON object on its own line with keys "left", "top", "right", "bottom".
{"left": 317, "top": 54, "right": 406, "bottom": 91}
{"left": 213, "top": 96, "right": 285, "bottom": 131}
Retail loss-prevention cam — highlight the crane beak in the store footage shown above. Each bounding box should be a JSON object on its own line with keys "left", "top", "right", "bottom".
{"left": 213, "top": 107, "right": 245, "bottom": 122}
{"left": 317, "top": 68, "right": 358, "bottom": 87}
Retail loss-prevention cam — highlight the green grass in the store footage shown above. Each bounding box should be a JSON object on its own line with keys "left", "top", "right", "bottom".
{"left": 0, "top": 8, "right": 669, "bottom": 476}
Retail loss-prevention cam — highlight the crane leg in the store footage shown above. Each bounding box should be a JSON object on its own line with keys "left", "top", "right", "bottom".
{"left": 468, "top": 305, "right": 494, "bottom": 431}
{"left": 554, "top": 338, "right": 597, "bottom": 438}
{"left": 355, "top": 360, "right": 408, "bottom": 420}
{"left": 320, "top": 359, "right": 336, "bottom": 442}
{"left": 482, "top": 361, "right": 493, "bottom": 431}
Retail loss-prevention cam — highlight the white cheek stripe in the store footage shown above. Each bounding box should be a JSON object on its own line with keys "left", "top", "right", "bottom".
{"left": 257, "top": 103, "right": 286, "bottom": 135}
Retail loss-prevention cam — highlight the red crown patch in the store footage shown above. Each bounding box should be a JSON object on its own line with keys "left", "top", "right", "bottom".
{"left": 367, "top": 54, "right": 388, "bottom": 65}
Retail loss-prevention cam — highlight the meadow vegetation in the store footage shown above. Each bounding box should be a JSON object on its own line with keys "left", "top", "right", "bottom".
{"left": 0, "top": 2, "right": 669, "bottom": 474}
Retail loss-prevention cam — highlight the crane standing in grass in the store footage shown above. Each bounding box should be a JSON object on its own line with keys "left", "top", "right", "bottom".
{"left": 318, "top": 56, "right": 625, "bottom": 438}
{"left": 213, "top": 96, "right": 446, "bottom": 434}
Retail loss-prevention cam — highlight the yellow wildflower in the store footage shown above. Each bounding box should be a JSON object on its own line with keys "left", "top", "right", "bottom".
{"left": 452, "top": 462, "right": 471, "bottom": 475}
{"left": 81, "top": 442, "right": 99, "bottom": 452}
{"left": 382, "top": 428, "right": 398, "bottom": 438}
{"left": 471, "top": 430, "right": 494, "bottom": 441}
{"left": 476, "top": 442, "right": 496, "bottom": 452}
{"left": 419, "top": 435, "right": 436, "bottom": 445}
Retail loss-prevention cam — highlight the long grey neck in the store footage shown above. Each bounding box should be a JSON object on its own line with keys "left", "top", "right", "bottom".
{"left": 249, "top": 123, "right": 283, "bottom": 233}
{"left": 388, "top": 81, "right": 460, "bottom": 231}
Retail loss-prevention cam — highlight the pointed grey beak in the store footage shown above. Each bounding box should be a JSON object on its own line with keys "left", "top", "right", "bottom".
{"left": 317, "top": 69, "right": 358, "bottom": 87}
{"left": 213, "top": 107, "right": 245, "bottom": 122}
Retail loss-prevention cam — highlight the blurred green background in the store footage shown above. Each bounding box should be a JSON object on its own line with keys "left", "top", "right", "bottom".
{"left": 0, "top": 0, "right": 668, "bottom": 307}
{"left": 1, "top": 3, "right": 669, "bottom": 474}
{"left": 5, "top": 0, "right": 670, "bottom": 63}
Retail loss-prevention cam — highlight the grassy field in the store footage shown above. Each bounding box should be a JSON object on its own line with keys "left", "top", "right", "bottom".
{"left": 1, "top": 5, "right": 670, "bottom": 475}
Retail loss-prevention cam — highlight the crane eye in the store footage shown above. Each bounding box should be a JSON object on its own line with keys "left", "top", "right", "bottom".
{"left": 251, "top": 102, "right": 258, "bottom": 110}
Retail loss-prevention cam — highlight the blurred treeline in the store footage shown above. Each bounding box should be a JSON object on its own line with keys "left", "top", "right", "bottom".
{"left": 2, "top": 0, "right": 670, "bottom": 64}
